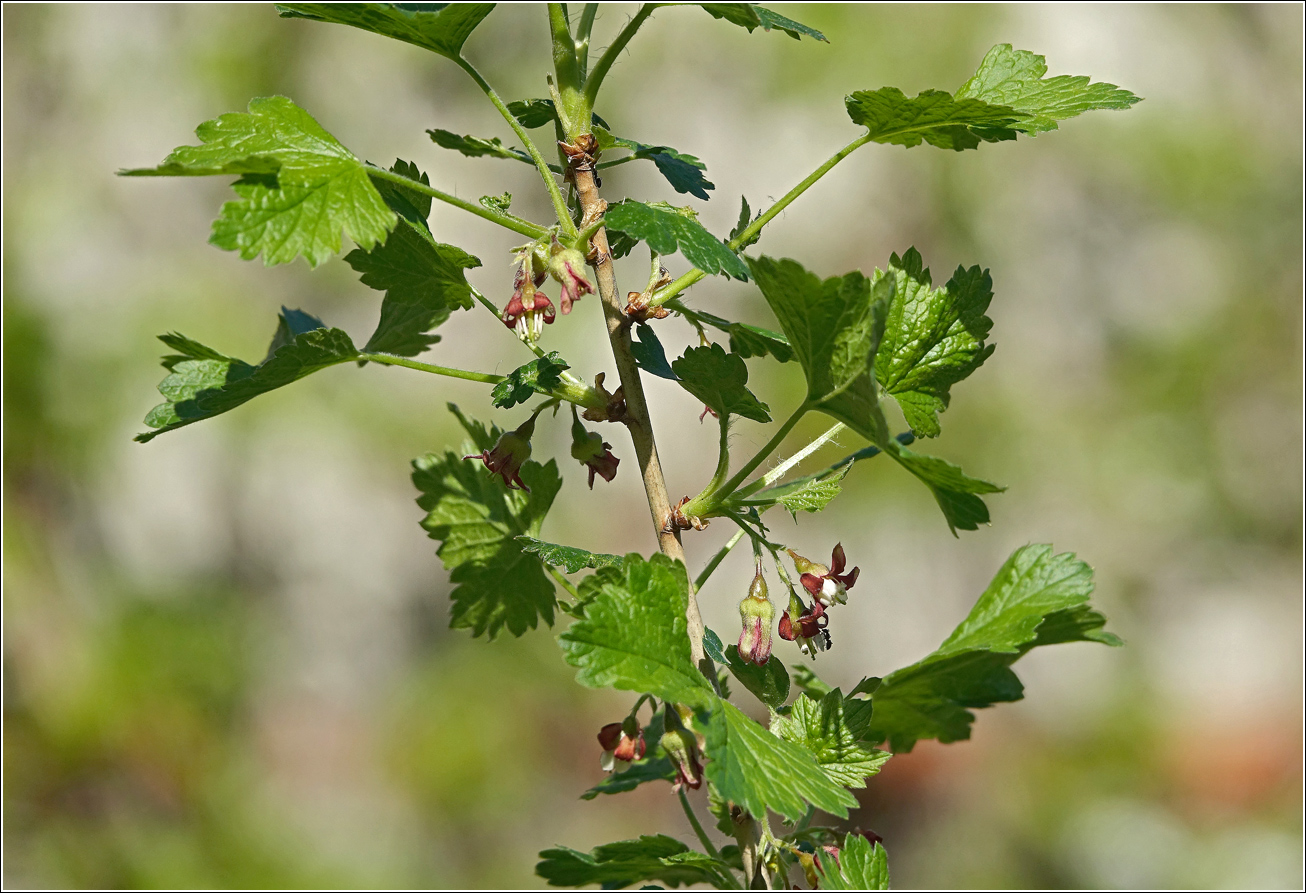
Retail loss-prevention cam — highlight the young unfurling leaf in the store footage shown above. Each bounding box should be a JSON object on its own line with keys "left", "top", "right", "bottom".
{"left": 516, "top": 537, "right": 623, "bottom": 574}
{"left": 818, "top": 835, "right": 890, "bottom": 891}
{"left": 698, "top": 4, "right": 828, "bottom": 42}
{"left": 594, "top": 126, "right": 715, "bottom": 200}
{"left": 427, "top": 128, "right": 535, "bottom": 164}
{"left": 604, "top": 201, "right": 749, "bottom": 280}
{"left": 772, "top": 689, "right": 891, "bottom": 789}
{"left": 491, "top": 352, "right": 570, "bottom": 409}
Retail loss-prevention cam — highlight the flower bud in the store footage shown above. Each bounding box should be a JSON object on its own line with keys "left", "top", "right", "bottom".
{"left": 548, "top": 242, "right": 594, "bottom": 315}
{"left": 736, "top": 566, "right": 775, "bottom": 665}
{"left": 660, "top": 709, "right": 703, "bottom": 792}
{"left": 465, "top": 415, "right": 535, "bottom": 491}
{"left": 570, "top": 412, "right": 619, "bottom": 488}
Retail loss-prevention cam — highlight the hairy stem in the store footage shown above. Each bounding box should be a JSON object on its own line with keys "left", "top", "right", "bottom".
{"left": 734, "top": 422, "right": 845, "bottom": 500}
{"left": 583, "top": 3, "right": 655, "bottom": 109}
{"left": 576, "top": 3, "right": 600, "bottom": 78}
{"left": 367, "top": 167, "right": 547, "bottom": 239}
{"left": 547, "top": 564, "right": 582, "bottom": 601}
{"left": 683, "top": 403, "right": 809, "bottom": 517}
{"left": 695, "top": 529, "right": 746, "bottom": 590}
{"left": 357, "top": 353, "right": 505, "bottom": 384}
{"left": 570, "top": 162, "right": 713, "bottom": 678}
{"left": 649, "top": 132, "right": 874, "bottom": 307}
{"left": 454, "top": 56, "right": 577, "bottom": 236}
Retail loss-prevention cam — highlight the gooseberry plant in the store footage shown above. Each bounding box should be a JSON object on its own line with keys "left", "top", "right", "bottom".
{"left": 124, "top": 4, "right": 1139, "bottom": 889}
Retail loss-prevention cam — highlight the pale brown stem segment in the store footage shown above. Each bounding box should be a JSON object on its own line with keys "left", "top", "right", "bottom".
{"left": 571, "top": 162, "right": 714, "bottom": 679}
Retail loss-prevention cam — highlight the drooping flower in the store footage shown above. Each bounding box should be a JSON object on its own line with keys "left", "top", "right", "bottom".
{"left": 777, "top": 594, "right": 831, "bottom": 658}
{"left": 465, "top": 415, "right": 535, "bottom": 491}
{"left": 598, "top": 716, "right": 646, "bottom": 772}
{"left": 660, "top": 707, "right": 703, "bottom": 792}
{"left": 789, "top": 543, "right": 860, "bottom": 608}
{"left": 736, "top": 564, "right": 775, "bottom": 666}
{"left": 570, "top": 411, "right": 619, "bottom": 488}
{"left": 548, "top": 242, "right": 594, "bottom": 314}
{"left": 501, "top": 268, "right": 556, "bottom": 341}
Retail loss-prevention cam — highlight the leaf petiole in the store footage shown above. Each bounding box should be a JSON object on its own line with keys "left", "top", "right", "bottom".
{"left": 366, "top": 166, "right": 549, "bottom": 239}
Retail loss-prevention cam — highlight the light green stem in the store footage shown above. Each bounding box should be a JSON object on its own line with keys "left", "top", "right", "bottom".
{"left": 735, "top": 422, "right": 845, "bottom": 500}
{"left": 367, "top": 167, "right": 547, "bottom": 239}
{"left": 357, "top": 352, "right": 505, "bottom": 384}
{"left": 679, "top": 790, "right": 737, "bottom": 887}
{"left": 454, "top": 56, "right": 577, "bottom": 236}
{"left": 583, "top": 3, "right": 655, "bottom": 109}
{"left": 576, "top": 3, "right": 600, "bottom": 78}
{"left": 684, "top": 403, "right": 809, "bottom": 515}
{"left": 695, "top": 529, "right": 746, "bottom": 590}
{"left": 650, "top": 132, "right": 873, "bottom": 307}
{"left": 547, "top": 564, "right": 582, "bottom": 601}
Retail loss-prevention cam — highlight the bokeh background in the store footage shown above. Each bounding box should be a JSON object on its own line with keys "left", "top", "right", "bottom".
{"left": 4, "top": 3, "right": 1302, "bottom": 888}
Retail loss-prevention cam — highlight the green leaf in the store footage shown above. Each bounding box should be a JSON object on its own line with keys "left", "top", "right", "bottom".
{"left": 846, "top": 87, "right": 1025, "bottom": 151}
{"left": 702, "top": 627, "right": 728, "bottom": 665}
{"left": 276, "top": 3, "right": 495, "bottom": 59}
{"left": 728, "top": 195, "right": 762, "bottom": 250}
{"left": 537, "top": 835, "right": 734, "bottom": 889}
{"left": 703, "top": 699, "right": 857, "bottom": 822}
{"left": 344, "top": 162, "right": 480, "bottom": 356}
{"left": 604, "top": 201, "right": 748, "bottom": 280}
{"left": 956, "top": 44, "right": 1142, "bottom": 135}
{"left": 579, "top": 756, "right": 677, "bottom": 800}
{"left": 558, "top": 554, "right": 714, "bottom": 707}
{"left": 479, "top": 192, "right": 512, "bottom": 214}
{"left": 867, "top": 545, "right": 1119, "bottom": 751}
{"left": 818, "top": 836, "right": 889, "bottom": 891}
{"left": 731, "top": 464, "right": 849, "bottom": 518}
{"left": 595, "top": 126, "right": 714, "bottom": 200}
{"left": 506, "top": 98, "right": 610, "bottom": 131}
{"left": 677, "top": 307, "right": 793, "bottom": 363}
{"left": 847, "top": 44, "right": 1140, "bottom": 151}
{"left": 412, "top": 407, "right": 562, "bottom": 638}
{"left": 699, "top": 4, "right": 827, "bottom": 41}
{"left": 630, "top": 325, "right": 679, "bottom": 381}
{"left": 671, "top": 343, "right": 771, "bottom": 423}
{"left": 873, "top": 248, "right": 994, "bottom": 438}
{"left": 123, "top": 96, "right": 395, "bottom": 267}
{"left": 516, "top": 536, "right": 623, "bottom": 574}
{"left": 137, "top": 308, "right": 357, "bottom": 443}
{"left": 882, "top": 442, "right": 1004, "bottom": 535}
{"left": 772, "top": 690, "right": 890, "bottom": 789}
{"left": 427, "top": 128, "right": 532, "bottom": 163}
{"left": 724, "top": 645, "right": 790, "bottom": 709}
{"left": 789, "top": 664, "right": 833, "bottom": 699}
{"left": 491, "top": 352, "right": 570, "bottom": 409}
{"left": 746, "top": 255, "right": 892, "bottom": 442}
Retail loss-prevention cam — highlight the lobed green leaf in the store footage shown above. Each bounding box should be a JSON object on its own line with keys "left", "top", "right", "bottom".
{"left": 703, "top": 699, "right": 857, "bottom": 822}
{"left": 731, "top": 464, "right": 849, "bottom": 518}
{"left": 427, "top": 128, "right": 533, "bottom": 163}
{"left": 698, "top": 4, "right": 827, "bottom": 41}
{"left": 772, "top": 690, "right": 890, "bottom": 789}
{"left": 630, "top": 325, "right": 679, "bottom": 381}
{"left": 873, "top": 248, "right": 994, "bottom": 438}
{"left": 672, "top": 343, "right": 771, "bottom": 423}
{"left": 137, "top": 308, "right": 357, "bottom": 442}
{"left": 516, "top": 536, "right": 623, "bottom": 575}
{"left": 276, "top": 3, "right": 495, "bottom": 60}
{"left": 595, "top": 126, "right": 714, "bottom": 200}
{"left": 412, "top": 406, "right": 562, "bottom": 638}
{"left": 867, "top": 545, "right": 1119, "bottom": 751}
{"left": 124, "top": 96, "right": 395, "bottom": 267}
{"left": 604, "top": 200, "right": 748, "bottom": 280}
{"left": 557, "top": 554, "right": 714, "bottom": 707}
{"left": 537, "top": 835, "right": 734, "bottom": 889}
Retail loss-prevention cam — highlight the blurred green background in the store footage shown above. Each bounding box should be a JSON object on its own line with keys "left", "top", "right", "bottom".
{"left": 3, "top": 3, "right": 1302, "bottom": 888}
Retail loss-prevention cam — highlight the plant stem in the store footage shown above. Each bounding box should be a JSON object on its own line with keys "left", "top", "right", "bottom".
{"left": 683, "top": 403, "right": 809, "bottom": 517}
{"left": 546, "top": 564, "right": 582, "bottom": 601}
{"left": 583, "top": 3, "right": 655, "bottom": 109}
{"left": 679, "top": 790, "right": 734, "bottom": 881}
{"left": 454, "top": 56, "right": 577, "bottom": 236}
{"left": 570, "top": 161, "right": 714, "bottom": 680}
{"left": 695, "top": 529, "right": 746, "bottom": 590}
{"left": 734, "top": 422, "right": 845, "bottom": 500}
{"left": 649, "top": 132, "right": 874, "bottom": 308}
{"left": 576, "top": 3, "right": 600, "bottom": 78}
{"left": 367, "top": 167, "right": 548, "bottom": 239}
{"left": 357, "top": 352, "right": 505, "bottom": 384}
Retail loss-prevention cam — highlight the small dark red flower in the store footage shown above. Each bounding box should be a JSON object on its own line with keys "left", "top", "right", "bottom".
{"left": 598, "top": 718, "right": 646, "bottom": 771}
{"left": 570, "top": 413, "right": 619, "bottom": 488}
{"left": 789, "top": 543, "right": 860, "bottom": 607}
{"left": 465, "top": 416, "right": 535, "bottom": 491}
{"left": 777, "top": 598, "right": 831, "bottom": 658}
{"left": 501, "top": 268, "right": 556, "bottom": 340}
{"left": 548, "top": 243, "right": 593, "bottom": 314}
